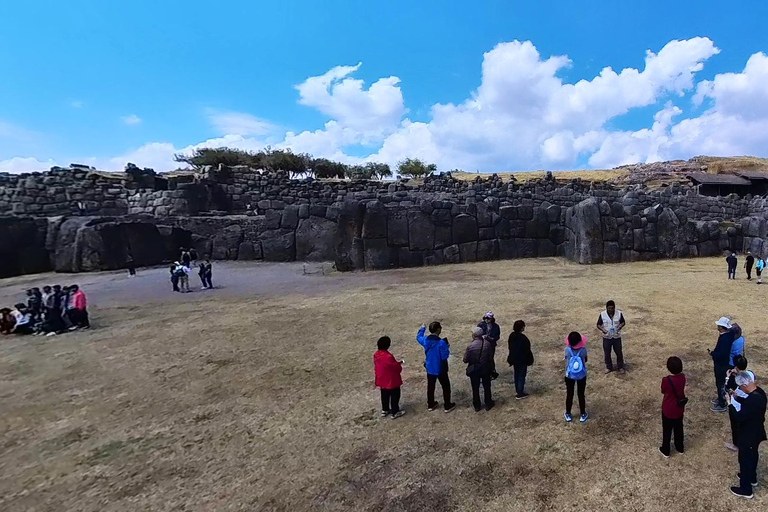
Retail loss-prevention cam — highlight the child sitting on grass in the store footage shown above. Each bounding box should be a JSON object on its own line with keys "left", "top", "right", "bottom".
{"left": 374, "top": 336, "right": 405, "bottom": 419}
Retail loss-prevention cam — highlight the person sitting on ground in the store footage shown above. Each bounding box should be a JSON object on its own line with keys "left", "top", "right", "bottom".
{"left": 730, "top": 324, "right": 746, "bottom": 367}
{"left": 11, "top": 303, "right": 33, "bottom": 335}
{"left": 724, "top": 356, "right": 756, "bottom": 453}
{"left": 464, "top": 326, "right": 495, "bottom": 412}
{"left": 727, "top": 253, "right": 738, "bottom": 280}
{"left": 69, "top": 285, "right": 89, "bottom": 329}
{"left": 757, "top": 257, "right": 766, "bottom": 284}
{"left": 726, "top": 371, "right": 767, "bottom": 499}
{"left": 660, "top": 356, "right": 687, "bottom": 458}
{"left": 374, "top": 336, "right": 405, "bottom": 419}
{"left": 0, "top": 307, "right": 16, "bottom": 334}
{"left": 564, "top": 331, "right": 589, "bottom": 423}
{"left": 477, "top": 312, "right": 501, "bottom": 380}
{"left": 507, "top": 320, "right": 534, "bottom": 399}
{"left": 710, "top": 317, "right": 736, "bottom": 413}
{"left": 597, "top": 300, "right": 626, "bottom": 374}
{"left": 416, "top": 322, "right": 456, "bottom": 413}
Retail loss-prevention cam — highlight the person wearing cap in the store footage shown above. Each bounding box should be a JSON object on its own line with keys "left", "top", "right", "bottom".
{"left": 725, "top": 371, "right": 766, "bottom": 499}
{"left": 711, "top": 317, "right": 736, "bottom": 412}
{"left": 477, "top": 312, "right": 500, "bottom": 380}
{"left": 727, "top": 253, "right": 738, "bottom": 280}
{"left": 745, "top": 251, "right": 755, "bottom": 280}
{"left": 597, "top": 300, "right": 626, "bottom": 374}
{"left": 464, "top": 326, "right": 495, "bottom": 412}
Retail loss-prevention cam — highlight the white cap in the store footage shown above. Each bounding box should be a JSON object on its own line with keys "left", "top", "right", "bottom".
{"left": 715, "top": 317, "right": 732, "bottom": 328}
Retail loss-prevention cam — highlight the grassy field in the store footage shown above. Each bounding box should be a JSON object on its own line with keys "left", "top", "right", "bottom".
{"left": 1, "top": 257, "right": 767, "bottom": 511}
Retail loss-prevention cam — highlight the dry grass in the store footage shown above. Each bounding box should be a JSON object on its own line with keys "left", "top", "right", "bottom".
{"left": 1, "top": 257, "right": 767, "bottom": 511}
{"left": 698, "top": 156, "right": 768, "bottom": 175}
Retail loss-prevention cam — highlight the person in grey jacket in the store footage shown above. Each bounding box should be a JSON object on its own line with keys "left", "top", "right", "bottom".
{"left": 464, "top": 326, "right": 495, "bottom": 412}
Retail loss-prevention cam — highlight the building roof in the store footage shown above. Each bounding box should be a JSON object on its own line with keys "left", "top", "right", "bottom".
{"left": 735, "top": 170, "right": 768, "bottom": 180}
{"left": 687, "top": 172, "right": 751, "bottom": 186}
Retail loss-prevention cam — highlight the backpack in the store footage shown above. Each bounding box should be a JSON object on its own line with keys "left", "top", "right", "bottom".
{"left": 566, "top": 347, "right": 587, "bottom": 380}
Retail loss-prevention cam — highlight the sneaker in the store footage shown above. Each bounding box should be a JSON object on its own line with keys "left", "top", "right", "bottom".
{"left": 515, "top": 393, "right": 530, "bottom": 400}
{"left": 658, "top": 448, "right": 670, "bottom": 459}
{"left": 391, "top": 411, "right": 406, "bottom": 419}
{"left": 380, "top": 410, "right": 390, "bottom": 417}
{"left": 485, "top": 400, "right": 495, "bottom": 411}
{"left": 711, "top": 398, "right": 721, "bottom": 405}
{"left": 564, "top": 412, "right": 573, "bottom": 423}
{"left": 730, "top": 486, "right": 754, "bottom": 499}
{"left": 724, "top": 442, "right": 738, "bottom": 452}
{"left": 711, "top": 405, "right": 728, "bottom": 413}
{"left": 444, "top": 403, "right": 457, "bottom": 413}
{"left": 68, "top": 326, "right": 79, "bottom": 331}
{"left": 45, "top": 332, "right": 56, "bottom": 337}
{"left": 580, "top": 412, "right": 589, "bottom": 423}
{"left": 605, "top": 368, "right": 614, "bottom": 374}
{"left": 427, "top": 403, "right": 438, "bottom": 411}
{"left": 617, "top": 368, "right": 626, "bottom": 375}
{"left": 737, "top": 473, "right": 758, "bottom": 487}
{"left": 474, "top": 406, "right": 482, "bottom": 413}
{"left": 491, "top": 372, "right": 499, "bottom": 381}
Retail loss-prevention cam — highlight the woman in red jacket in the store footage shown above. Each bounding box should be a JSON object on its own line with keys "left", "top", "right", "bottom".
{"left": 660, "top": 356, "right": 687, "bottom": 458}
{"left": 374, "top": 336, "right": 405, "bottom": 419}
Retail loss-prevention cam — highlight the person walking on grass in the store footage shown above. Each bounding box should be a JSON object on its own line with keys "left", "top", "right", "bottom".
{"left": 724, "top": 356, "right": 756, "bottom": 453}
{"left": 710, "top": 317, "right": 736, "bottom": 413}
{"left": 464, "top": 326, "right": 495, "bottom": 412}
{"left": 745, "top": 251, "right": 755, "bottom": 280}
{"left": 659, "top": 356, "right": 687, "bottom": 458}
{"left": 727, "top": 253, "right": 738, "bottom": 280}
{"left": 756, "top": 257, "right": 765, "bottom": 284}
{"left": 507, "top": 320, "right": 534, "bottom": 399}
{"left": 374, "top": 336, "right": 405, "bottom": 419}
{"left": 564, "top": 331, "right": 588, "bottom": 423}
{"left": 597, "top": 300, "right": 626, "bottom": 374}
{"left": 416, "top": 322, "right": 456, "bottom": 413}
{"left": 726, "top": 371, "right": 766, "bottom": 499}
{"left": 477, "top": 312, "right": 500, "bottom": 380}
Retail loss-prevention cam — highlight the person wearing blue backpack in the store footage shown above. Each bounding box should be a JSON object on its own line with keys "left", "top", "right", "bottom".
{"left": 564, "top": 331, "right": 589, "bottom": 423}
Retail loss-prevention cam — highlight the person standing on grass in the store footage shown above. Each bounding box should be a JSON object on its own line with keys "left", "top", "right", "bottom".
{"left": 730, "top": 324, "right": 746, "bottom": 367}
{"left": 726, "top": 371, "right": 766, "bottom": 499}
{"left": 180, "top": 247, "right": 192, "bottom": 268}
{"left": 745, "top": 251, "right": 755, "bottom": 280}
{"left": 464, "top": 326, "right": 495, "bottom": 412}
{"left": 710, "top": 317, "right": 736, "bottom": 413}
{"left": 659, "top": 356, "right": 687, "bottom": 458}
{"left": 597, "top": 300, "right": 626, "bottom": 374}
{"left": 69, "top": 285, "right": 90, "bottom": 329}
{"left": 416, "top": 322, "right": 456, "bottom": 413}
{"left": 199, "top": 260, "right": 213, "bottom": 289}
{"left": 756, "top": 257, "right": 765, "bottom": 284}
{"left": 170, "top": 263, "right": 180, "bottom": 292}
{"left": 477, "top": 312, "right": 500, "bottom": 380}
{"left": 507, "top": 320, "right": 534, "bottom": 399}
{"left": 374, "top": 336, "right": 405, "bottom": 419}
{"left": 727, "top": 253, "right": 738, "bottom": 280}
{"left": 564, "top": 331, "right": 588, "bottom": 423}
{"left": 724, "top": 356, "right": 755, "bottom": 452}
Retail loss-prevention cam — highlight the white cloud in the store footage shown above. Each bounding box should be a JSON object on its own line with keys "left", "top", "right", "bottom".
{"left": 121, "top": 114, "right": 142, "bottom": 126}
{"left": 207, "top": 110, "right": 274, "bottom": 136}
{"left": 0, "top": 156, "right": 58, "bottom": 173}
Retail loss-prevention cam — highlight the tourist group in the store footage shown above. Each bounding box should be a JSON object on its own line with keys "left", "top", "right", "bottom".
{"left": 168, "top": 248, "right": 214, "bottom": 293}
{"left": 373, "top": 302, "right": 766, "bottom": 499}
{"left": 726, "top": 250, "right": 766, "bottom": 283}
{"left": 0, "top": 284, "right": 90, "bottom": 336}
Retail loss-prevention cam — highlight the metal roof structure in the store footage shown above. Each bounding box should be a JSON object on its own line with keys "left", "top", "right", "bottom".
{"left": 734, "top": 170, "right": 768, "bottom": 180}
{"left": 686, "top": 172, "right": 751, "bottom": 186}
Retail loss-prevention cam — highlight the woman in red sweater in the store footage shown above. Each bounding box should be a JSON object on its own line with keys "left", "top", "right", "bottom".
{"left": 660, "top": 356, "right": 687, "bottom": 457}
{"left": 374, "top": 336, "right": 405, "bottom": 419}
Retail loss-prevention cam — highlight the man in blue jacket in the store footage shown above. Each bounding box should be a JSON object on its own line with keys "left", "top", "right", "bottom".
{"left": 417, "top": 322, "right": 457, "bottom": 412}
{"left": 711, "top": 317, "right": 736, "bottom": 412}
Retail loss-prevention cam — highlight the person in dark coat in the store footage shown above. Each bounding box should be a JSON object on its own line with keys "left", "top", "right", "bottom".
{"left": 710, "top": 317, "right": 735, "bottom": 412}
{"left": 726, "top": 371, "right": 767, "bottom": 498}
{"left": 507, "top": 320, "right": 533, "bottom": 399}
{"left": 477, "top": 312, "right": 500, "bottom": 380}
{"left": 726, "top": 253, "right": 737, "bottom": 279}
{"left": 724, "top": 356, "right": 754, "bottom": 452}
{"left": 744, "top": 251, "right": 755, "bottom": 280}
{"left": 464, "top": 326, "right": 495, "bottom": 412}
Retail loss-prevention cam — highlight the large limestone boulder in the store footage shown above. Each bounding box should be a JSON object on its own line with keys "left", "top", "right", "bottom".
{"left": 259, "top": 229, "right": 295, "bottom": 262}
{"left": 0, "top": 217, "right": 51, "bottom": 278}
{"left": 566, "top": 197, "right": 603, "bottom": 264}
{"left": 295, "top": 216, "right": 336, "bottom": 261}
{"left": 334, "top": 201, "right": 364, "bottom": 271}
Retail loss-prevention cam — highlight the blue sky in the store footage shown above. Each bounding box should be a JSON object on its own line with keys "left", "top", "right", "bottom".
{"left": 2, "top": 0, "right": 768, "bottom": 173}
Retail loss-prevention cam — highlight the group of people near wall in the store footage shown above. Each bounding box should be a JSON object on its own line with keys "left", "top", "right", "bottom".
{"left": 726, "top": 250, "right": 766, "bottom": 283}
{"left": 373, "top": 302, "right": 767, "bottom": 500}
{"left": 0, "top": 284, "right": 90, "bottom": 336}
{"left": 169, "top": 248, "right": 214, "bottom": 293}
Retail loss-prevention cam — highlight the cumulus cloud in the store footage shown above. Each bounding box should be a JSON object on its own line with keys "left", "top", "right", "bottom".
{"left": 207, "top": 111, "right": 275, "bottom": 136}
{"left": 121, "top": 114, "right": 142, "bottom": 126}
{"left": 0, "top": 156, "right": 59, "bottom": 173}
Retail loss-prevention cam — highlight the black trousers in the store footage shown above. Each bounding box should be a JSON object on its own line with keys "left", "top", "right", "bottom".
{"left": 513, "top": 364, "right": 528, "bottom": 395}
{"left": 714, "top": 364, "right": 729, "bottom": 407}
{"left": 728, "top": 267, "right": 736, "bottom": 279}
{"left": 660, "top": 413, "right": 684, "bottom": 455}
{"left": 205, "top": 273, "right": 213, "bottom": 288}
{"left": 171, "top": 275, "right": 179, "bottom": 291}
{"left": 738, "top": 444, "right": 760, "bottom": 491}
{"left": 427, "top": 372, "right": 452, "bottom": 408}
{"left": 469, "top": 373, "right": 492, "bottom": 410}
{"left": 603, "top": 338, "right": 624, "bottom": 370}
{"left": 729, "top": 407, "right": 740, "bottom": 445}
{"left": 746, "top": 264, "right": 753, "bottom": 280}
{"left": 565, "top": 376, "right": 587, "bottom": 415}
{"left": 380, "top": 387, "right": 400, "bottom": 414}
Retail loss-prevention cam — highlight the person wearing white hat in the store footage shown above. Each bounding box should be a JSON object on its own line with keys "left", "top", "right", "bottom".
{"left": 710, "top": 317, "right": 736, "bottom": 412}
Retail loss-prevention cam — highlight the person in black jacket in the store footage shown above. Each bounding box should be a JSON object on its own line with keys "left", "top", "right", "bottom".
{"left": 464, "top": 326, "right": 495, "bottom": 412}
{"left": 724, "top": 356, "right": 753, "bottom": 452}
{"left": 507, "top": 320, "right": 533, "bottom": 399}
{"left": 726, "top": 253, "right": 737, "bottom": 279}
{"left": 477, "top": 312, "right": 500, "bottom": 380}
{"left": 710, "top": 317, "right": 735, "bottom": 412}
{"left": 726, "top": 371, "right": 767, "bottom": 499}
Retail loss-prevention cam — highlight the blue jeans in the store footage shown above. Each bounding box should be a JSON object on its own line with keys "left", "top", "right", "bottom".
{"left": 513, "top": 364, "right": 528, "bottom": 395}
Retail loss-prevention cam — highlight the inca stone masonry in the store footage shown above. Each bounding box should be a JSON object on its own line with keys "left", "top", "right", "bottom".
{"left": 3, "top": 165, "right": 768, "bottom": 278}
